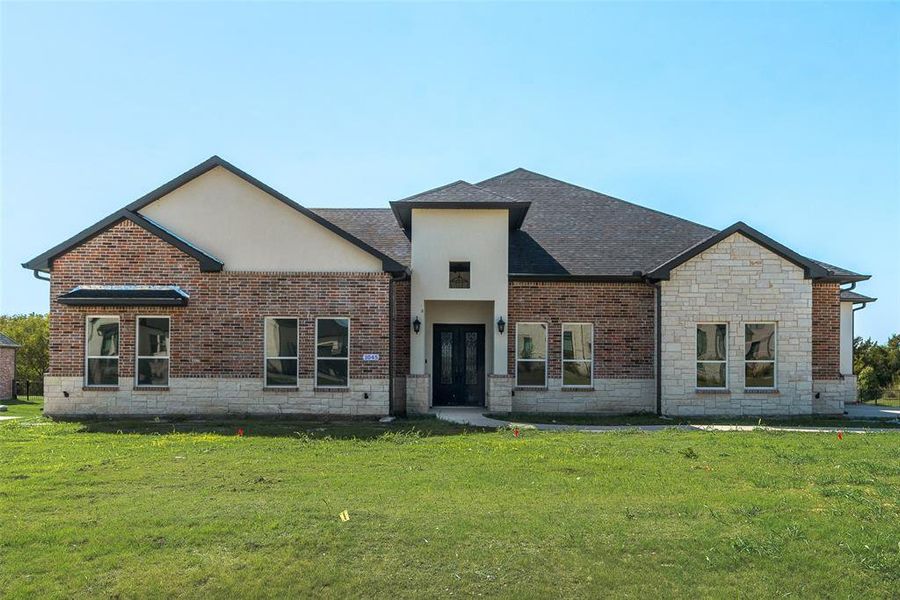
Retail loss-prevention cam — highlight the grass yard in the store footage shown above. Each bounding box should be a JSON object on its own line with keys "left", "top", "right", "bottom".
{"left": 1, "top": 395, "right": 44, "bottom": 418}
{"left": 492, "top": 411, "right": 900, "bottom": 429}
{"left": 1, "top": 416, "right": 898, "bottom": 599}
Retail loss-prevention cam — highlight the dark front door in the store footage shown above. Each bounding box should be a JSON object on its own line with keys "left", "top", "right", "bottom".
{"left": 432, "top": 324, "right": 485, "bottom": 406}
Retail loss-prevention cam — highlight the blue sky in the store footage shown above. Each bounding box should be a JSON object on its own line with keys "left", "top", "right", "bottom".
{"left": 2, "top": 2, "right": 898, "bottom": 341}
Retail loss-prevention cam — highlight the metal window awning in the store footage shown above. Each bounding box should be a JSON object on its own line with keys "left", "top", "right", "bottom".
{"left": 57, "top": 286, "right": 189, "bottom": 306}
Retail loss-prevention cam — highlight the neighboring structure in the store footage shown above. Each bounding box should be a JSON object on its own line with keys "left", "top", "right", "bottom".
{"left": 23, "top": 156, "right": 876, "bottom": 418}
{"left": 0, "top": 333, "right": 20, "bottom": 401}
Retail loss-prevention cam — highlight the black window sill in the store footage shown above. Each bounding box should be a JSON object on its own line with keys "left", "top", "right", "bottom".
{"left": 263, "top": 386, "right": 299, "bottom": 392}
{"left": 82, "top": 386, "right": 119, "bottom": 392}
{"left": 133, "top": 386, "right": 170, "bottom": 392}
{"left": 561, "top": 387, "right": 595, "bottom": 392}
{"left": 744, "top": 389, "right": 779, "bottom": 394}
{"left": 315, "top": 386, "right": 350, "bottom": 393}
{"left": 695, "top": 388, "right": 731, "bottom": 395}
{"left": 514, "top": 386, "right": 547, "bottom": 392}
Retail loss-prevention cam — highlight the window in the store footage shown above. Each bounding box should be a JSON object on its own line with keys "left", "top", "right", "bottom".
{"left": 136, "top": 317, "right": 170, "bottom": 387}
{"left": 745, "top": 323, "right": 776, "bottom": 389}
{"left": 264, "top": 318, "right": 298, "bottom": 387}
{"left": 515, "top": 322, "right": 547, "bottom": 387}
{"left": 316, "top": 318, "right": 350, "bottom": 387}
{"left": 85, "top": 316, "right": 119, "bottom": 386}
{"left": 696, "top": 323, "right": 727, "bottom": 389}
{"left": 449, "top": 261, "right": 470, "bottom": 289}
{"left": 562, "top": 323, "right": 593, "bottom": 387}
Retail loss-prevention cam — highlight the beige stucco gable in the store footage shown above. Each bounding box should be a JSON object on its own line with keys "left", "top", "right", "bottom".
{"left": 139, "top": 166, "right": 383, "bottom": 272}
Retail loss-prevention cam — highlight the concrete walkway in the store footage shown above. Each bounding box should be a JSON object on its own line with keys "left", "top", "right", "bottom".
{"left": 431, "top": 406, "right": 900, "bottom": 434}
{"left": 845, "top": 403, "right": 900, "bottom": 420}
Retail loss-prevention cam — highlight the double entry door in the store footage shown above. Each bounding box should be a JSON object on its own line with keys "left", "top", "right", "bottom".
{"left": 432, "top": 324, "right": 485, "bottom": 407}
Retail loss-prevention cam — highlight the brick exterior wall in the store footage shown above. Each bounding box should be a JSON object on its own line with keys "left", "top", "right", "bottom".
{"left": 391, "top": 279, "right": 410, "bottom": 413}
{"left": 507, "top": 281, "right": 655, "bottom": 380}
{"left": 0, "top": 347, "right": 15, "bottom": 401}
{"left": 812, "top": 282, "right": 841, "bottom": 380}
{"left": 502, "top": 281, "right": 656, "bottom": 414}
{"left": 46, "top": 219, "right": 392, "bottom": 415}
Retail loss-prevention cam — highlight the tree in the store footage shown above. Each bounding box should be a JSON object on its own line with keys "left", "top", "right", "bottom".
{"left": 854, "top": 334, "right": 900, "bottom": 402}
{"left": 0, "top": 313, "right": 49, "bottom": 394}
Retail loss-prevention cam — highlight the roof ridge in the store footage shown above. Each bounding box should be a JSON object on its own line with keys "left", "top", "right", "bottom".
{"left": 478, "top": 167, "right": 718, "bottom": 234}
{"left": 391, "top": 179, "right": 472, "bottom": 204}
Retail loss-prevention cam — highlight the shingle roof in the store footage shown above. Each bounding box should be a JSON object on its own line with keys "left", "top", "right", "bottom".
{"left": 840, "top": 289, "right": 877, "bottom": 303}
{"left": 313, "top": 168, "right": 868, "bottom": 283}
{"left": 477, "top": 168, "right": 717, "bottom": 277}
{"left": 0, "top": 333, "right": 20, "bottom": 348}
{"left": 310, "top": 208, "right": 411, "bottom": 265}
{"left": 809, "top": 259, "right": 869, "bottom": 283}
{"left": 388, "top": 180, "right": 530, "bottom": 230}
{"left": 394, "top": 180, "right": 523, "bottom": 205}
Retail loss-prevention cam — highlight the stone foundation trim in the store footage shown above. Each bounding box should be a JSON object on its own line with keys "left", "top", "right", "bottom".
{"left": 486, "top": 374, "right": 513, "bottom": 414}
{"left": 45, "top": 376, "right": 388, "bottom": 417}
{"left": 813, "top": 377, "right": 855, "bottom": 415}
{"left": 405, "top": 374, "right": 430, "bottom": 415}
{"left": 511, "top": 378, "right": 655, "bottom": 414}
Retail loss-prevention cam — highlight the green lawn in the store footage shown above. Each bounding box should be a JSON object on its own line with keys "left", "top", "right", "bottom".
{"left": 491, "top": 411, "right": 900, "bottom": 428}
{"left": 1, "top": 394, "right": 44, "bottom": 418}
{"left": 1, "top": 416, "right": 898, "bottom": 598}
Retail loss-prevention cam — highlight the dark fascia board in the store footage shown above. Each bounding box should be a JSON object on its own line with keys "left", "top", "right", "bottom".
{"left": 124, "top": 155, "right": 406, "bottom": 273}
{"left": 22, "top": 209, "right": 224, "bottom": 273}
{"left": 645, "top": 222, "right": 831, "bottom": 281}
{"left": 508, "top": 273, "right": 646, "bottom": 283}
{"left": 820, "top": 273, "right": 871, "bottom": 284}
{"left": 390, "top": 200, "right": 531, "bottom": 231}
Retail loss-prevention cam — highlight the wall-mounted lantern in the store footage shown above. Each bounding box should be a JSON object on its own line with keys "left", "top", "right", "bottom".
{"left": 413, "top": 316, "right": 421, "bottom": 335}
{"left": 497, "top": 317, "right": 506, "bottom": 335}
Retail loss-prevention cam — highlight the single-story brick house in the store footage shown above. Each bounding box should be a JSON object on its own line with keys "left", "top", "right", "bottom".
{"left": 24, "top": 156, "right": 876, "bottom": 418}
{"left": 0, "top": 333, "right": 20, "bottom": 401}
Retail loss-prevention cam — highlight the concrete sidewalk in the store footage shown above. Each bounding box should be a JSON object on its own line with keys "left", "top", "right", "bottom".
{"left": 845, "top": 403, "right": 900, "bottom": 420}
{"left": 431, "top": 406, "right": 900, "bottom": 434}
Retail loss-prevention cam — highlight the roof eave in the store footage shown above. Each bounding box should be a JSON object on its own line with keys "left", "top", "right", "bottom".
{"left": 389, "top": 200, "right": 531, "bottom": 231}
{"left": 24, "top": 156, "right": 405, "bottom": 275}
{"left": 645, "top": 222, "right": 830, "bottom": 281}
{"left": 22, "top": 209, "right": 224, "bottom": 273}
{"left": 508, "top": 273, "right": 646, "bottom": 283}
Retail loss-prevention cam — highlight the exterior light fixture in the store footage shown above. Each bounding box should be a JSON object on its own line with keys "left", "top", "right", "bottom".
{"left": 497, "top": 317, "right": 506, "bottom": 335}
{"left": 413, "top": 316, "right": 421, "bottom": 334}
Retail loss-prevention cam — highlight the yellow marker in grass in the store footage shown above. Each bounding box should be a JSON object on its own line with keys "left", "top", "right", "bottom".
{"left": 339, "top": 510, "right": 350, "bottom": 522}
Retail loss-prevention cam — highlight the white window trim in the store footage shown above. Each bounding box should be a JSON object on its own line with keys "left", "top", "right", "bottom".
{"left": 135, "top": 315, "right": 171, "bottom": 388}
{"left": 744, "top": 321, "right": 777, "bottom": 390}
{"left": 263, "top": 316, "right": 299, "bottom": 388}
{"left": 315, "top": 317, "right": 351, "bottom": 389}
{"left": 84, "top": 315, "right": 120, "bottom": 387}
{"left": 561, "top": 323, "right": 593, "bottom": 388}
{"left": 515, "top": 322, "right": 548, "bottom": 388}
{"left": 696, "top": 322, "right": 728, "bottom": 390}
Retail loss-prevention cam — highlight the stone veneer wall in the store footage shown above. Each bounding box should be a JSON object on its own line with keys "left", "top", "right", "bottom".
{"left": 813, "top": 377, "right": 855, "bottom": 415}
{"left": 45, "top": 219, "right": 392, "bottom": 417}
{"left": 0, "top": 346, "right": 15, "bottom": 401}
{"left": 660, "top": 233, "right": 814, "bottom": 416}
{"left": 512, "top": 379, "right": 656, "bottom": 414}
{"left": 406, "top": 374, "right": 430, "bottom": 415}
{"left": 486, "top": 374, "right": 513, "bottom": 413}
{"left": 506, "top": 281, "right": 656, "bottom": 414}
